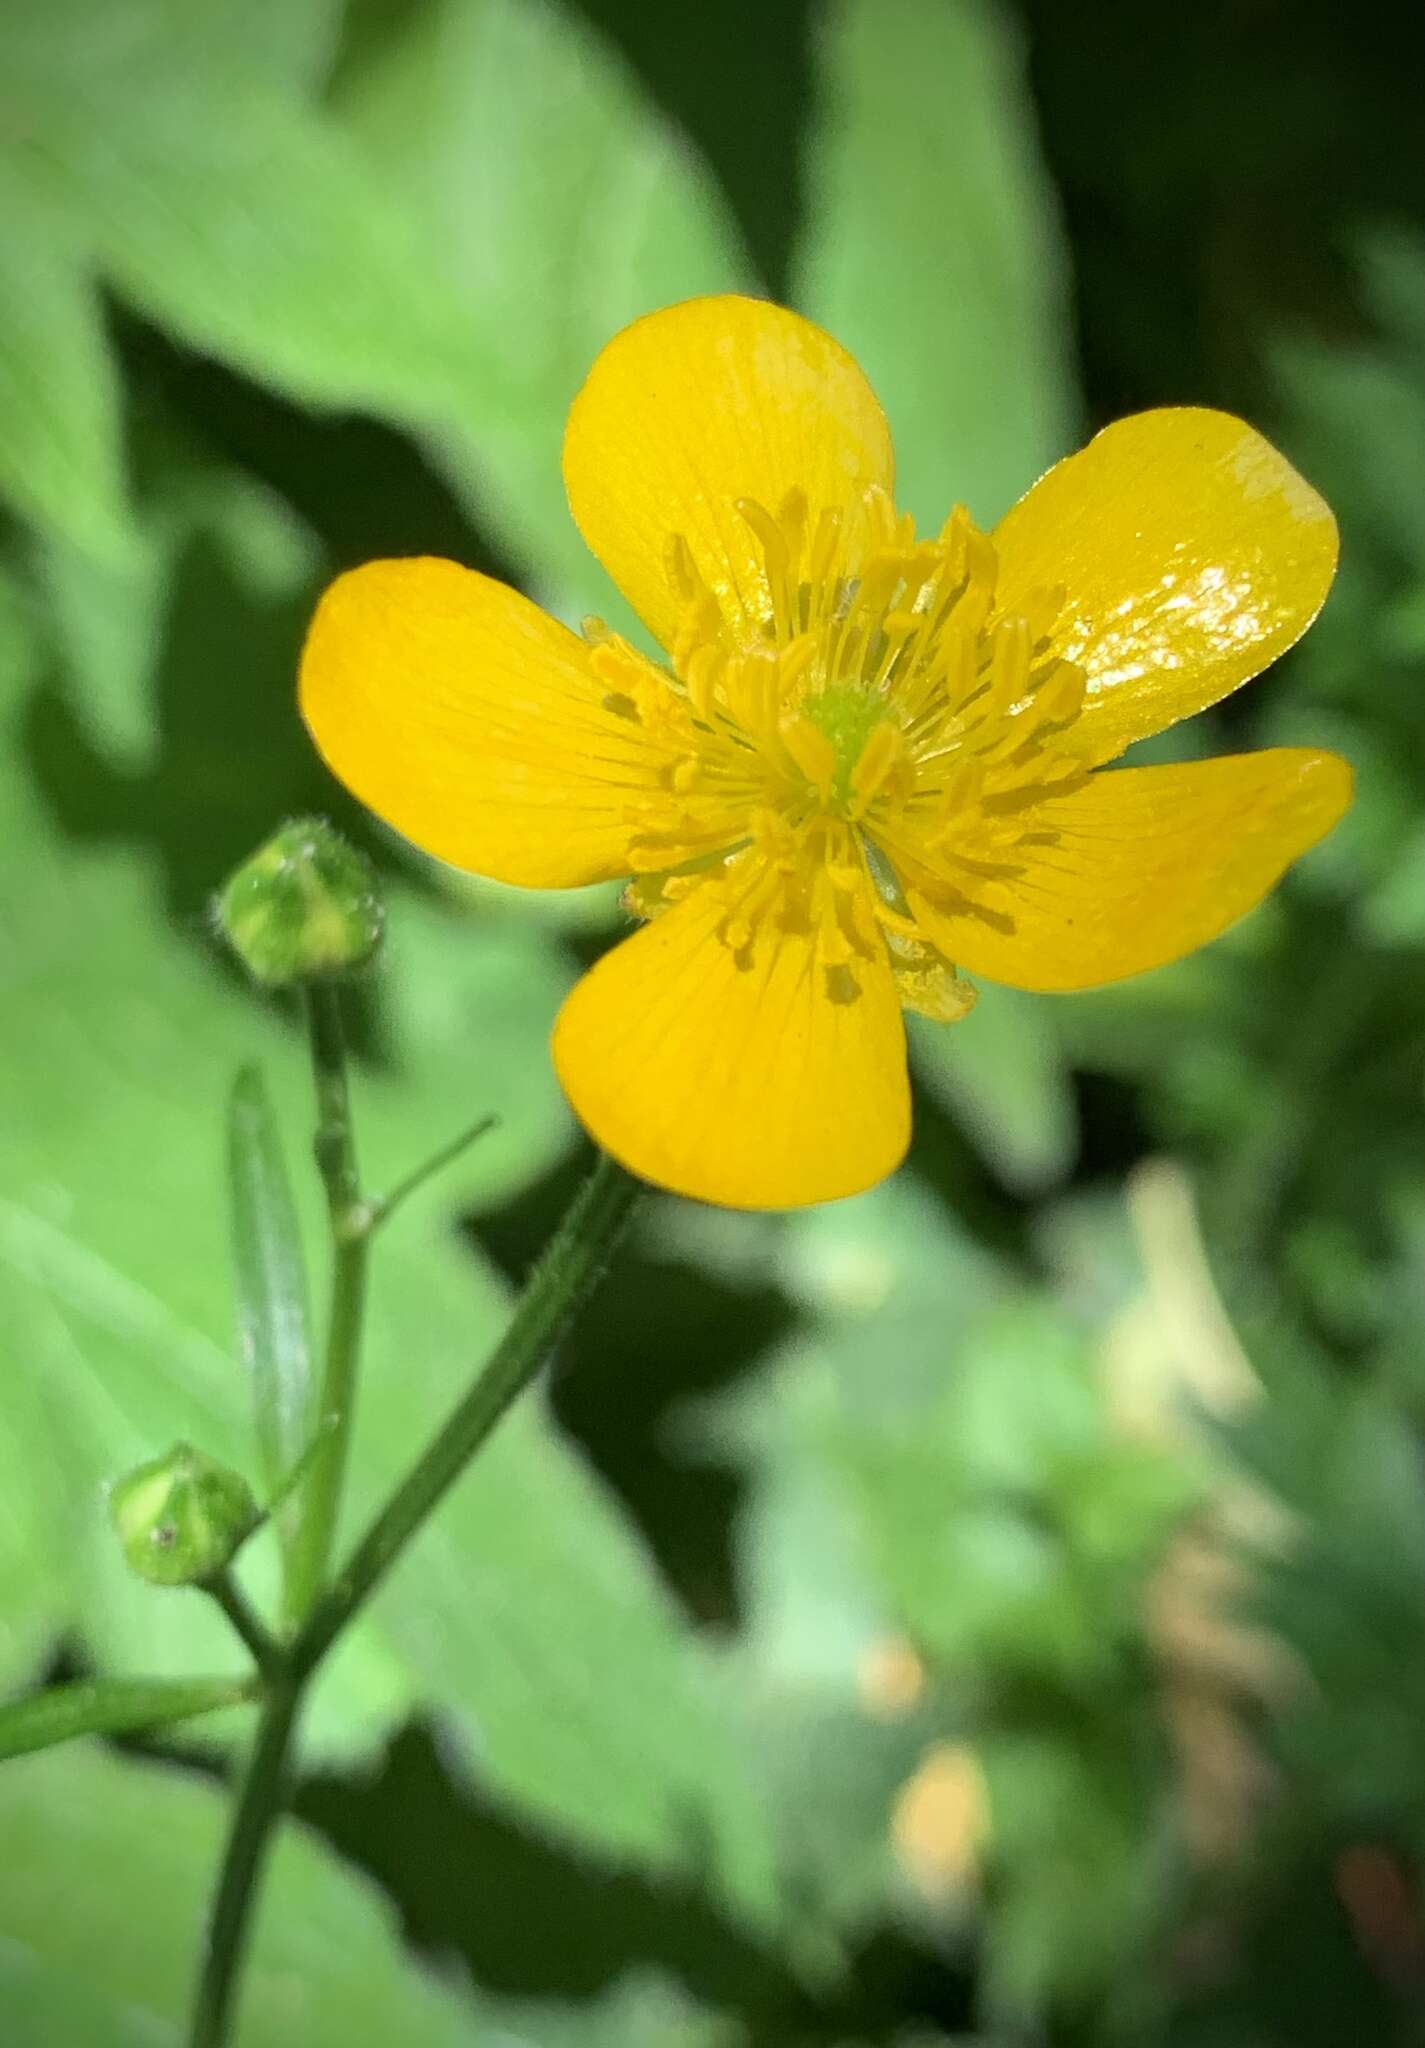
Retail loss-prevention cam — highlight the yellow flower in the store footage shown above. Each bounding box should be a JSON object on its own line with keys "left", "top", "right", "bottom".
{"left": 300, "top": 296, "right": 1349, "bottom": 1211}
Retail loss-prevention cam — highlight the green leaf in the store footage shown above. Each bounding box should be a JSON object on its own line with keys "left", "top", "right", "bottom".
{"left": 332, "top": 0, "right": 757, "bottom": 621}
{"left": 227, "top": 1067, "right": 316, "bottom": 1568}
{"left": 0, "top": 1743, "right": 496, "bottom": 2046}
{"left": 0, "top": 1673, "right": 255, "bottom": 1763}
{"left": 33, "top": 417, "right": 321, "bottom": 768}
{"left": 0, "top": 670, "right": 776, "bottom": 1920}
{"left": 2, "top": 0, "right": 497, "bottom": 454}
{"left": 796, "top": 0, "right": 1078, "bottom": 531}
{"left": 909, "top": 989, "right": 1078, "bottom": 1195}
{"left": 0, "top": 170, "right": 132, "bottom": 562}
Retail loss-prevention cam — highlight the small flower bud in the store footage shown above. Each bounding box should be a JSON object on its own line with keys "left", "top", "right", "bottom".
{"left": 216, "top": 818, "right": 384, "bottom": 986}
{"left": 109, "top": 1443, "right": 259, "bottom": 1586}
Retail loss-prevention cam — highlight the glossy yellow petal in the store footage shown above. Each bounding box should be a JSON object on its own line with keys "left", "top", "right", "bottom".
{"left": 912, "top": 748, "right": 1352, "bottom": 993}
{"left": 552, "top": 863, "right": 910, "bottom": 1209}
{"left": 992, "top": 410, "right": 1338, "bottom": 760}
{"left": 563, "top": 294, "right": 895, "bottom": 652}
{"left": 300, "top": 557, "right": 677, "bottom": 888}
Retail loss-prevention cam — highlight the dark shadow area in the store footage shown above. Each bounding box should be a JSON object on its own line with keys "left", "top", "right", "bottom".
{"left": 296, "top": 1718, "right": 980, "bottom": 2044}
{"left": 117, "top": 309, "right": 522, "bottom": 584}
{"left": 570, "top": 0, "right": 815, "bottom": 301}
{"left": 1019, "top": 0, "right": 1425, "bottom": 427}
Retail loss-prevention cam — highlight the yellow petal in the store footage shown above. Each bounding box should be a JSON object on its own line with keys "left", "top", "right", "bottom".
{"left": 992, "top": 410, "right": 1338, "bottom": 760}
{"left": 913, "top": 748, "right": 1352, "bottom": 993}
{"left": 552, "top": 862, "right": 910, "bottom": 1209}
{"left": 563, "top": 294, "right": 895, "bottom": 652}
{"left": 300, "top": 557, "right": 676, "bottom": 887}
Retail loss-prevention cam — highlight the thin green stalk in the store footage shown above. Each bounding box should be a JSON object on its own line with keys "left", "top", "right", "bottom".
{"left": 187, "top": 1678, "right": 302, "bottom": 2048}
{"left": 186, "top": 1143, "right": 639, "bottom": 2047}
{"left": 285, "top": 984, "right": 371, "bottom": 1618}
{"left": 365, "top": 1112, "right": 498, "bottom": 1231}
{"left": 203, "top": 1570, "right": 280, "bottom": 1678}
{"left": 293, "top": 1149, "right": 640, "bottom": 1676}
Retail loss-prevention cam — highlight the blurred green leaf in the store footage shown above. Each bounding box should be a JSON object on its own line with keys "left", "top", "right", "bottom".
{"left": 5, "top": 0, "right": 493, "bottom": 429}
{"left": 0, "top": 1673, "right": 255, "bottom": 1762}
{"left": 0, "top": 172, "right": 132, "bottom": 562}
{"left": 797, "top": 0, "right": 1077, "bottom": 531}
{"left": 909, "top": 991, "right": 1078, "bottom": 1195}
{"left": 0, "top": 698, "right": 776, "bottom": 1919}
{"left": 977, "top": 1732, "right": 1163, "bottom": 2022}
{"left": 33, "top": 421, "right": 321, "bottom": 767}
{"left": 1360, "top": 820, "right": 1425, "bottom": 944}
{"left": 227, "top": 1065, "right": 316, "bottom": 1571}
{"left": 0, "top": 1742, "right": 495, "bottom": 2045}
{"left": 333, "top": 0, "right": 756, "bottom": 623}
{"left": 516, "top": 1974, "right": 739, "bottom": 2048}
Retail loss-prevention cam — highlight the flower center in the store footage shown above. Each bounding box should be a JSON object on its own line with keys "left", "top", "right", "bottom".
{"left": 581, "top": 482, "right": 1092, "bottom": 1023}
{"left": 802, "top": 682, "right": 895, "bottom": 809}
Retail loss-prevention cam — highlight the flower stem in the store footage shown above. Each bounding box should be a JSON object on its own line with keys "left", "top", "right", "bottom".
{"left": 293, "top": 1148, "right": 640, "bottom": 1676}
{"left": 186, "top": 1142, "right": 640, "bottom": 2047}
{"left": 284, "top": 984, "right": 371, "bottom": 1620}
{"left": 203, "top": 1569, "right": 280, "bottom": 1678}
{"left": 187, "top": 1677, "right": 302, "bottom": 2048}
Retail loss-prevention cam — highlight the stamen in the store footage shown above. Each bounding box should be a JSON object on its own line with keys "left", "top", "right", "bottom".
{"left": 780, "top": 713, "right": 838, "bottom": 803}
{"left": 619, "top": 487, "right": 1086, "bottom": 982}
{"left": 849, "top": 720, "right": 904, "bottom": 820}
{"left": 736, "top": 496, "right": 796, "bottom": 642}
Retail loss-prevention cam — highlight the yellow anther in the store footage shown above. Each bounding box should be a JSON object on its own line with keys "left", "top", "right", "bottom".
{"left": 665, "top": 531, "right": 702, "bottom": 605}
{"left": 931, "top": 756, "right": 985, "bottom": 826}
{"left": 940, "top": 628, "right": 980, "bottom": 712}
{"left": 780, "top": 712, "right": 838, "bottom": 801}
{"left": 937, "top": 503, "right": 972, "bottom": 578}
{"left": 988, "top": 615, "right": 1032, "bottom": 711}
{"left": 752, "top": 807, "right": 799, "bottom": 868}
{"left": 861, "top": 483, "right": 899, "bottom": 548}
{"left": 849, "top": 718, "right": 903, "bottom": 820}
{"left": 1031, "top": 660, "right": 1086, "bottom": 727}
{"left": 683, "top": 643, "right": 723, "bottom": 724}
{"left": 673, "top": 591, "right": 723, "bottom": 675}
{"left": 736, "top": 496, "right": 790, "bottom": 575}
{"left": 1019, "top": 582, "right": 1067, "bottom": 646}
{"left": 807, "top": 505, "right": 843, "bottom": 587}
{"left": 777, "top": 631, "right": 820, "bottom": 698}
{"left": 777, "top": 486, "right": 809, "bottom": 558}
{"left": 721, "top": 647, "right": 780, "bottom": 743}
{"left": 824, "top": 859, "right": 865, "bottom": 898}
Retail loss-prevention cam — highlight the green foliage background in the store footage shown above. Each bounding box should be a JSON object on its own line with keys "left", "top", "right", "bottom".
{"left": 3, "top": 0, "right": 1425, "bottom": 2040}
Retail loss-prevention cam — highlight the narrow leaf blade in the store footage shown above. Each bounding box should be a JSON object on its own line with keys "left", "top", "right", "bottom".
{"left": 0, "top": 1674, "right": 255, "bottom": 1763}
{"left": 227, "top": 1064, "right": 315, "bottom": 1541}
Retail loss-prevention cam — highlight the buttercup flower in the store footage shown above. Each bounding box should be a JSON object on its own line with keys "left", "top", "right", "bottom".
{"left": 301, "top": 296, "right": 1349, "bottom": 1210}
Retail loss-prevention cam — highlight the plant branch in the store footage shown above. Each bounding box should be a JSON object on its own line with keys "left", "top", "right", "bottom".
{"left": 187, "top": 1678, "right": 302, "bottom": 2048}
{"left": 284, "top": 984, "right": 371, "bottom": 1619}
{"left": 364, "top": 1112, "right": 498, "bottom": 1231}
{"left": 186, "top": 1142, "right": 640, "bottom": 2047}
{"left": 292, "top": 1148, "right": 640, "bottom": 1676}
{"left": 202, "top": 1570, "right": 280, "bottom": 1678}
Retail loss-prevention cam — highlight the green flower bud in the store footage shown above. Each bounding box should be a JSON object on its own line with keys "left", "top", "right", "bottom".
{"left": 216, "top": 818, "right": 384, "bottom": 986}
{"left": 110, "top": 1443, "right": 259, "bottom": 1587}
